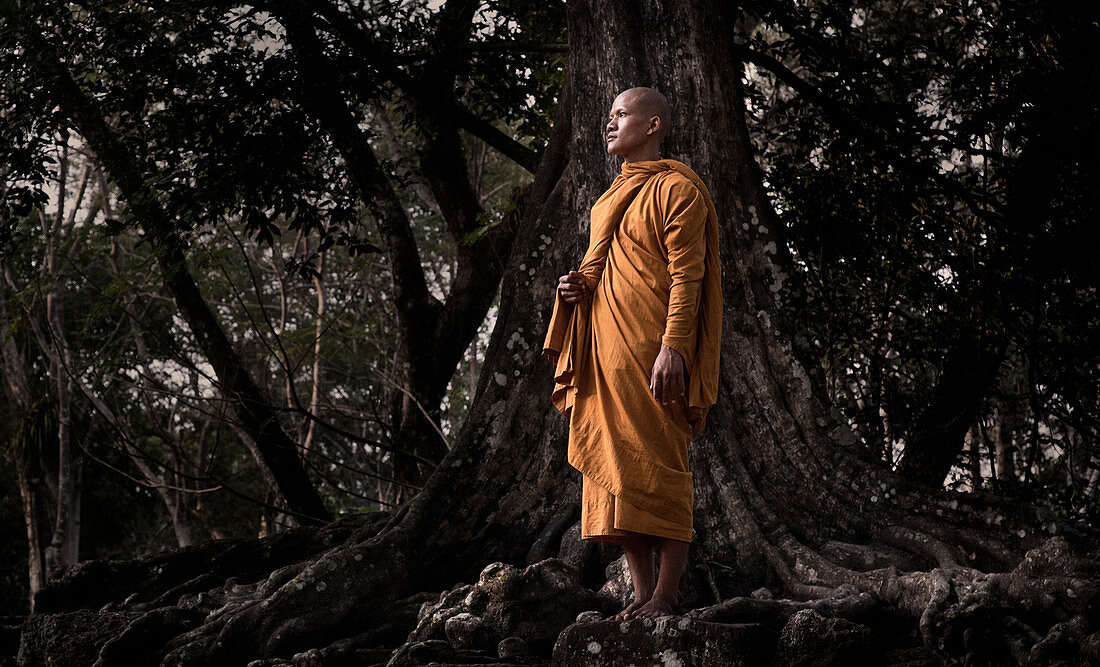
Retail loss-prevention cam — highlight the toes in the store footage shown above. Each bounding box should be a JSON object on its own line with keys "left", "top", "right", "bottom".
{"left": 633, "top": 602, "right": 672, "bottom": 619}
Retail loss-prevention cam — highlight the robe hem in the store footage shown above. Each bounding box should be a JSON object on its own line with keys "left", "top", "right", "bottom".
{"left": 569, "top": 452, "right": 692, "bottom": 531}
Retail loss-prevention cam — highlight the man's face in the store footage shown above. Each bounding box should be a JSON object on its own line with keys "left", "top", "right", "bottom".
{"left": 605, "top": 93, "right": 654, "bottom": 157}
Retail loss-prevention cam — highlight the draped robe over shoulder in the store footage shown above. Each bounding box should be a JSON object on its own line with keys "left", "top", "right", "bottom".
{"left": 543, "top": 159, "right": 722, "bottom": 542}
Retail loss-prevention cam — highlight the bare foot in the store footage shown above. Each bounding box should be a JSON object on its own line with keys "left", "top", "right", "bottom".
{"left": 633, "top": 594, "right": 676, "bottom": 618}
{"left": 612, "top": 596, "right": 650, "bottom": 621}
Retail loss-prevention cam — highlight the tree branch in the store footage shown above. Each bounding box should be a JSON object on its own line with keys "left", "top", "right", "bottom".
{"left": 308, "top": 0, "right": 541, "bottom": 173}
{"left": 278, "top": 8, "right": 441, "bottom": 355}
{"left": 732, "top": 41, "right": 1005, "bottom": 161}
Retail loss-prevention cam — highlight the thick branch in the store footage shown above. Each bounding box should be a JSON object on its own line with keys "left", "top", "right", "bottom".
{"left": 407, "top": 0, "right": 519, "bottom": 388}
{"left": 279, "top": 9, "right": 440, "bottom": 359}
{"left": 308, "top": 0, "right": 541, "bottom": 173}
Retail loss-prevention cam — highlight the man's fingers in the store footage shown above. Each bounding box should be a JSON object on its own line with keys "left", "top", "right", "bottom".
{"left": 558, "top": 271, "right": 587, "bottom": 303}
{"left": 653, "top": 370, "right": 685, "bottom": 406}
{"left": 559, "top": 272, "right": 586, "bottom": 296}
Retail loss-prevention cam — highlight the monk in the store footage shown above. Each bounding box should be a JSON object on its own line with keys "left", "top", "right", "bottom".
{"left": 543, "top": 87, "right": 722, "bottom": 619}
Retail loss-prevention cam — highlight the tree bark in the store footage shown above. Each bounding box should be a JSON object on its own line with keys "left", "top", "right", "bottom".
{"left": 995, "top": 416, "right": 1015, "bottom": 485}
{"left": 302, "top": 248, "right": 326, "bottom": 460}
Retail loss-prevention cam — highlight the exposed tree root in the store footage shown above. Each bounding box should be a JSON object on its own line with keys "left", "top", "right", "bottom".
{"left": 11, "top": 509, "right": 1100, "bottom": 667}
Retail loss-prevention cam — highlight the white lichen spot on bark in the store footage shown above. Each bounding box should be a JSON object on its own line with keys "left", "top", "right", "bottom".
{"left": 586, "top": 641, "right": 602, "bottom": 654}
{"left": 770, "top": 268, "right": 787, "bottom": 293}
{"left": 659, "top": 648, "right": 685, "bottom": 667}
{"left": 790, "top": 358, "right": 813, "bottom": 396}
{"left": 494, "top": 373, "right": 507, "bottom": 386}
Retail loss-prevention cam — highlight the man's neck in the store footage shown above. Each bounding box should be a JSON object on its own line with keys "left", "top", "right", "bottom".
{"left": 622, "top": 145, "right": 661, "bottom": 163}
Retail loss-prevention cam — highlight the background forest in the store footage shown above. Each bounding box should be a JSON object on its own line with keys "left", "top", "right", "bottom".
{"left": 1, "top": 0, "right": 1096, "bottom": 637}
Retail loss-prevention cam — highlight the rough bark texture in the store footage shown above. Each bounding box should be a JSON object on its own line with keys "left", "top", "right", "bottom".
{"left": 10, "top": 1, "right": 1099, "bottom": 666}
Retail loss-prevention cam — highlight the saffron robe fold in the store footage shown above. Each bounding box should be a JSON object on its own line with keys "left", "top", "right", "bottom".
{"left": 543, "top": 158, "right": 722, "bottom": 540}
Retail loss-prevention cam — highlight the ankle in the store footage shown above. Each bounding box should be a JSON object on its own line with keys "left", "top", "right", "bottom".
{"left": 651, "top": 588, "right": 677, "bottom": 604}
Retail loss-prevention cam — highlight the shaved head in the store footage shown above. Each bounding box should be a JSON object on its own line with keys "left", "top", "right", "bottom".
{"left": 605, "top": 86, "right": 673, "bottom": 160}
{"left": 617, "top": 87, "right": 672, "bottom": 140}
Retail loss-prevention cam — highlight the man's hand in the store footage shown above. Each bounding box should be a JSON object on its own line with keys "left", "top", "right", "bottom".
{"left": 557, "top": 270, "right": 588, "bottom": 304}
{"left": 650, "top": 344, "right": 685, "bottom": 405}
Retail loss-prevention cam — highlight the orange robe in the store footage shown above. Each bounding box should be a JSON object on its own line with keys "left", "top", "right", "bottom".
{"left": 543, "top": 159, "right": 722, "bottom": 544}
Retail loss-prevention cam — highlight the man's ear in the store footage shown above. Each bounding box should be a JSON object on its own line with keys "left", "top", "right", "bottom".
{"left": 648, "top": 116, "right": 662, "bottom": 136}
